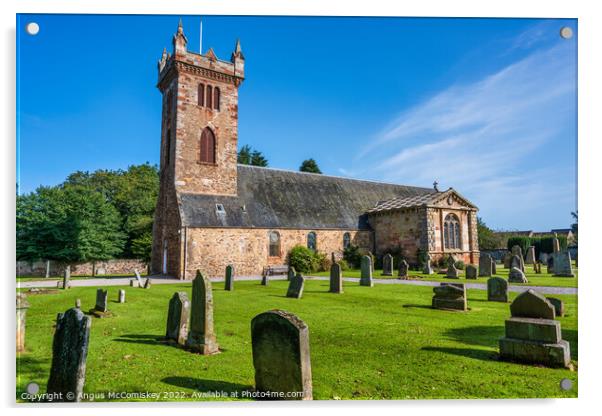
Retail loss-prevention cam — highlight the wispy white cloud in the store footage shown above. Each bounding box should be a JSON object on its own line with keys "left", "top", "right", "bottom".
{"left": 349, "top": 34, "right": 576, "bottom": 230}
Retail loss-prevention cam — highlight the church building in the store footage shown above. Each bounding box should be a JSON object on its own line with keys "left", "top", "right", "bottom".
{"left": 151, "top": 21, "right": 480, "bottom": 279}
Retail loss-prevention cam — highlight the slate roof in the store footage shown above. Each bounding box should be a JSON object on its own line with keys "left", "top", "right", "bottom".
{"left": 178, "top": 165, "right": 436, "bottom": 230}
{"left": 366, "top": 188, "right": 477, "bottom": 214}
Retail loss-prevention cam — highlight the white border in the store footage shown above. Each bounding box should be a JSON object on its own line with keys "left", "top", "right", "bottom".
{"left": 2, "top": 1, "right": 601, "bottom": 415}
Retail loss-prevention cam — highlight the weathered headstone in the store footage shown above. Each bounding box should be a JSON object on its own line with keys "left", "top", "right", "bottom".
{"left": 432, "top": 283, "right": 467, "bottom": 311}
{"left": 17, "top": 293, "right": 30, "bottom": 353}
{"left": 423, "top": 254, "right": 434, "bottom": 275}
{"left": 186, "top": 271, "right": 219, "bottom": 354}
{"left": 360, "top": 255, "right": 373, "bottom": 287}
{"left": 117, "top": 290, "right": 126, "bottom": 303}
{"left": 534, "top": 261, "right": 542, "bottom": 274}
{"left": 479, "top": 254, "right": 493, "bottom": 277}
{"left": 446, "top": 258, "right": 459, "bottom": 279}
{"left": 546, "top": 297, "right": 565, "bottom": 317}
{"left": 547, "top": 256, "right": 554, "bottom": 274}
{"left": 398, "top": 259, "right": 409, "bottom": 279}
{"left": 134, "top": 269, "right": 143, "bottom": 286}
{"left": 287, "top": 267, "right": 296, "bottom": 282}
{"left": 487, "top": 277, "right": 508, "bottom": 302}
{"left": 329, "top": 263, "right": 343, "bottom": 294}
{"left": 46, "top": 307, "right": 91, "bottom": 402}
{"left": 465, "top": 264, "right": 477, "bottom": 279}
{"left": 508, "top": 266, "right": 528, "bottom": 283}
{"left": 525, "top": 246, "right": 536, "bottom": 265}
{"left": 251, "top": 310, "right": 312, "bottom": 400}
{"left": 165, "top": 292, "right": 190, "bottom": 345}
{"left": 491, "top": 258, "right": 497, "bottom": 274}
{"left": 95, "top": 289, "right": 108, "bottom": 313}
{"left": 261, "top": 270, "right": 269, "bottom": 286}
{"left": 382, "top": 254, "right": 394, "bottom": 276}
{"left": 552, "top": 251, "right": 574, "bottom": 277}
{"left": 225, "top": 264, "right": 234, "bottom": 291}
{"left": 552, "top": 235, "right": 560, "bottom": 253}
{"left": 510, "top": 254, "right": 524, "bottom": 273}
{"left": 143, "top": 278, "right": 152, "bottom": 289}
{"left": 539, "top": 252, "right": 549, "bottom": 265}
{"left": 499, "top": 289, "right": 570, "bottom": 368}
{"left": 286, "top": 272, "right": 305, "bottom": 299}
{"left": 129, "top": 279, "right": 140, "bottom": 288}
{"left": 503, "top": 251, "right": 513, "bottom": 269}
{"left": 62, "top": 265, "right": 71, "bottom": 290}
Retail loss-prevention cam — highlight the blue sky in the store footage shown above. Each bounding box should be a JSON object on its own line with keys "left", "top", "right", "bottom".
{"left": 16, "top": 14, "right": 577, "bottom": 231}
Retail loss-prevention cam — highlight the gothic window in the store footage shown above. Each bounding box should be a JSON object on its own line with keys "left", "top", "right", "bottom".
{"left": 444, "top": 214, "right": 461, "bottom": 250}
{"left": 198, "top": 83, "right": 205, "bottom": 106}
{"left": 269, "top": 231, "right": 280, "bottom": 257}
{"left": 307, "top": 232, "right": 317, "bottom": 251}
{"left": 200, "top": 127, "right": 216, "bottom": 164}
{"left": 343, "top": 232, "right": 351, "bottom": 249}
{"left": 206, "top": 85, "right": 213, "bottom": 109}
{"left": 214, "top": 87, "right": 220, "bottom": 111}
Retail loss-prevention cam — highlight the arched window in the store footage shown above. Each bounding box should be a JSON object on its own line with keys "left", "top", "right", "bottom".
{"left": 307, "top": 232, "right": 317, "bottom": 251}
{"left": 200, "top": 127, "right": 216, "bottom": 164}
{"left": 165, "top": 128, "right": 171, "bottom": 165}
{"left": 214, "top": 87, "right": 220, "bottom": 111}
{"left": 269, "top": 231, "right": 280, "bottom": 257}
{"left": 343, "top": 232, "right": 351, "bottom": 249}
{"left": 444, "top": 214, "right": 461, "bottom": 250}
{"left": 206, "top": 85, "right": 213, "bottom": 109}
{"left": 198, "top": 83, "right": 205, "bottom": 106}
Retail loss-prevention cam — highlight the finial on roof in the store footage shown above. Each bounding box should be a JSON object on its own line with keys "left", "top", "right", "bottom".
{"left": 178, "top": 18, "right": 183, "bottom": 33}
{"left": 231, "top": 38, "right": 245, "bottom": 61}
{"left": 433, "top": 180, "right": 439, "bottom": 192}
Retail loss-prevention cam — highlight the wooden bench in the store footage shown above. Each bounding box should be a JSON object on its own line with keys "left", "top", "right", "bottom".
{"left": 262, "top": 265, "right": 289, "bottom": 277}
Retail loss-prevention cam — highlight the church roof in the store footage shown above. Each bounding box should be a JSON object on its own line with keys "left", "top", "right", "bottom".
{"left": 366, "top": 188, "right": 477, "bottom": 214}
{"left": 178, "top": 165, "right": 436, "bottom": 230}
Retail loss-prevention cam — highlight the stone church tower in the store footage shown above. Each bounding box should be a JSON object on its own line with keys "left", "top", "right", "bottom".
{"left": 151, "top": 20, "right": 245, "bottom": 276}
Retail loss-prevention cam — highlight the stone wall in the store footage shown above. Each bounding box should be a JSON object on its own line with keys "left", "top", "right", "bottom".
{"left": 182, "top": 227, "right": 373, "bottom": 279}
{"left": 16, "top": 259, "right": 147, "bottom": 277}
{"left": 368, "top": 207, "right": 424, "bottom": 263}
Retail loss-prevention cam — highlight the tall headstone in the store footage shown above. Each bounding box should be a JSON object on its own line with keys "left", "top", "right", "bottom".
{"left": 503, "top": 251, "right": 513, "bottom": 269}
{"left": 487, "top": 277, "right": 508, "bottom": 302}
{"left": 95, "top": 289, "right": 108, "bottom": 313}
{"left": 465, "top": 265, "right": 477, "bottom": 279}
{"left": 479, "top": 254, "right": 493, "bottom": 277}
{"left": 225, "top": 264, "right": 234, "bottom": 291}
{"left": 166, "top": 292, "right": 190, "bottom": 345}
{"left": 117, "top": 290, "right": 126, "bottom": 303}
{"left": 491, "top": 258, "right": 497, "bottom": 274}
{"left": 552, "top": 235, "right": 561, "bottom": 253}
{"left": 360, "top": 255, "right": 373, "bottom": 287}
{"left": 499, "top": 289, "right": 570, "bottom": 368}
{"left": 432, "top": 283, "right": 467, "bottom": 311}
{"left": 286, "top": 272, "right": 305, "bottom": 299}
{"left": 186, "top": 271, "right": 219, "bottom": 354}
{"left": 329, "top": 263, "right": 343, "bottom": 294}
{"left": 382, "top": 254, "right": 394, "bottom": 276}
{"left": 16, "top": 293, "right": 30, "bottom": 353}
{"left": 62, "top": 265, "right": 71, "bottom": 290}
{"left": 251, "top": 310, "right": 312, "bottom": 400}
{"left": 525, "top": 246, "right": 536, "bottom": 265}
{"left": 510, "top": 254, "right": 524, "bottom": 273}
{"left": 398, "top": 259, "right": 409, "bottom": 279}
{"left": 508, "top": 267, "right": 528, "bottom": 283}
{"left": 46, "top": 308, "right": 91, "bottom": 402}
{"left": 552, "top": 251, "right": 575, "bottom": 277}
{"left": 423, "top": 254, "right": 434, "bottom": 275}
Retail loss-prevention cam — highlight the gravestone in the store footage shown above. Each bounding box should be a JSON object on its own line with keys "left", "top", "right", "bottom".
{"left": 546, "top": 297, "right": 565, "bottom": 317}
{"left": 46, "top": 307, "right": 91, "bottom": 402}
{"left": 525, "top": 246, "right": 536, "bottom": 265}
{"left": 360, "top": 255, "right": 373, "bottom": 287}
{"left": 17, "top": 293, "right": 30, "bottom": 353}
{"left": 539, "top": 252, "right": 549, "bottom": 265}
{"left": 499, "top": 289, "right": 570, "bottom": 368}
{"left": 534, "top": 262, "right": 542, "bottom": 274}
{"left": 329, "top": 263, "right": 343, "bottom": 294}
{"left": 503, "top": 251, "right": 513, "bottom": 269}
{"left": 479, "top": 254, "right": 492, "bottom": 277}
{"left": 251, "top": 310, "right": 312, "bottom": 400}
{"left": 134, "top": 269, "right": 143, "bottom": 286}
{"left": 508, "top": 267, "right": 528, "bottom": 283}
{"left": 261, "top": 270, "right": 269, "bottom": 286}
{"left": 75, "top": 299, "right": 81, "bottom": 309}
{"left": 143, "top": 278, "right": 152, "bottom": 289}
{"left": 95, "top": 289, "right": 108, "bottom": 313}
{"left": 432, "top": 283, "right": 467, "bottom": 311}
{"left": 286, "top": 272, "right": 305, "bottom": 299}
{"left": 465, "top": 265, "right": 477, "bottom": 279}
{"left": 398, "top": 259, "right": 409, "bottom": 279}
{"left": 186, "top": 271, "right": 219, "bottom": 354}
{"left": 423, "top": 254, "right": 434, "bottom": 275}
{"left": 62, "top": 265, "right": 71, "bottom": 290}
{"left": 552, "top": 251, "right": 574, "bottom": 277}
{"left": 446, "top": 258, "right": 459, "bottom": 279}
{"left": 165, "top": 292, "right": 190, "bottom": 345}
{"left": 117, "top": 290, "right": 126, "bottom": 303}
{"left": 547, "top": 256, "right": 554, "bottom": 274}
{"left": 287, "top": 267, "right": 296, "bottom": 282}
{"left": 382, "top": 254, "right": 394, "bottom": 276}
{"left": 510, "top": 254, "right": 524, "bottom": 272}
{"left": 491, "top": 258, "right": 497, "bottom": 274}
{"left": 487, "top": 277, "right": 508, "bottom": 302}
{"left": 129, "top": 279, "right": 140, "bottom": 288}
{"left": 225, "top": 265, "right": 234, "bottom": 291}
{"left": 552, "top": 235, "right": 560, "bottom": 253}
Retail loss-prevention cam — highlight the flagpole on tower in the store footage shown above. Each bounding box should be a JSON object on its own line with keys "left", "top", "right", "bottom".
{"left": 199, "top": 17, "right": 203, "bottom": 54}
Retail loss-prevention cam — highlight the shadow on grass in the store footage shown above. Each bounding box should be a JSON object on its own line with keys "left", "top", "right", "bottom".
{"left": 161, "top": 376, "right": 252, "bottom": 395}
{"left": 113, "top": 334, "right": 168, "bottom": 347}
{"left": 402, "top": 304, "right": 432, "bottom": 310}
{"left": 421, "top": 346, "right": 498, "bottom": 362}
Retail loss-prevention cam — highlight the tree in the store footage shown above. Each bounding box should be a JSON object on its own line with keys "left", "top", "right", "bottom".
{"left": 238, "top": 145, "right": 268, "bottom": 167}
{"left": 476, "top": 217, "right": 503, "bottom": 250}
{"left": 299, "top": 158, "right": 322, "bottom": 174}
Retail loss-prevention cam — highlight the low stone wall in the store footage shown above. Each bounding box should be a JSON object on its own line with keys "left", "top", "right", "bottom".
{"left": 16, "top": 259, "right": 148, "bottom": 277}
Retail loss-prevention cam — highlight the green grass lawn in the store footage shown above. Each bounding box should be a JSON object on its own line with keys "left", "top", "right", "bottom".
{"left": 311, "top": 263, "right": 578, "bottom": 288}
{"left": 17, "top": 280, "right": 577, "bottom": 402}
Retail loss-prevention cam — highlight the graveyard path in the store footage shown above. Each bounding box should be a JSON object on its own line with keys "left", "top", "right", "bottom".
{"left": 17, "top": 275, "right": 576, "bottom": 295}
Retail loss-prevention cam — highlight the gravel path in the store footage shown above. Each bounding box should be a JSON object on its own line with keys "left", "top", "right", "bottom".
{"left": 17, "top": 274, "right": 576, "bottom": 295}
